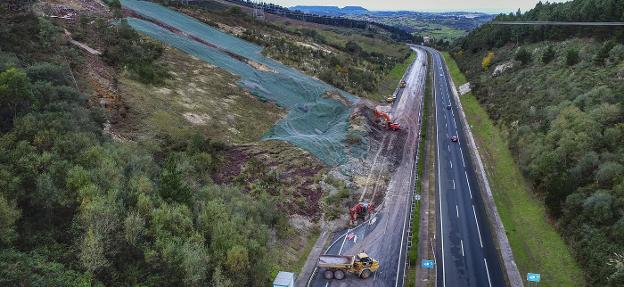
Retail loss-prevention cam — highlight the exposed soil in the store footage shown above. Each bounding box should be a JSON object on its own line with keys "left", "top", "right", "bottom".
{"left": 213, "top": 141, "right": 326, "bottom": 219}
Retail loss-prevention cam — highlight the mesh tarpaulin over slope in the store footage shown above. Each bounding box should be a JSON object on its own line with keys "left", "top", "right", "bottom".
{"left": 121, "top": 0, "right": 359, "bottom": 166}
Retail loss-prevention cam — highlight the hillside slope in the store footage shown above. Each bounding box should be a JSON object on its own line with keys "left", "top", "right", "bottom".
{"left": 172, "top": 0, "right": 412, "bottom": 101}
{"left": 452, "top": 1, "right": 624, "bottom": 286}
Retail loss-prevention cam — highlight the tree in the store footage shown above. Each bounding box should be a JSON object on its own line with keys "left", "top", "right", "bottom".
{"left": 0, "top": 67, "right": 31, "bottom": 125}
{"left": 482, "top": 51, "right": 494, "bottom": 70}
{"left": 515, "top": 47, "right": 532, "bottom": 65}
{"left": 345, "top": 41, "right": 362, "bottom": 54}
{"left": 542, "top": 45, "right": 556, "bottom": 64}
{"left": 0, "top": 195, "right": 20, "bottom": 246}
{"left": 566, "top": 48, "right": 580, "bottom": 66}
{"left": 159, "top": 157, "right": 191, "bottom": 205}
{"left": 79, "top": 228, "right": 109, "bottom": 273}
{"left": 595, "top": 40, "right": 617, "bottom": 65}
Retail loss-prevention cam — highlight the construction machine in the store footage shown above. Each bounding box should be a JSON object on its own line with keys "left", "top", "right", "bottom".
{"left": 317, "top": 253, "right": 380, "bottom": 280}
{"left": 374, "top": 108, "right": 400, "bottom": 131}
{"left": 349, "top": 201, "right": 374, "bottom": 226}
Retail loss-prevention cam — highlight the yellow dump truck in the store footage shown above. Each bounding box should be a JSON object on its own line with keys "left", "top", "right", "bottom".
{"left": 317, "top": 253, "right": 380, "bottom": 280}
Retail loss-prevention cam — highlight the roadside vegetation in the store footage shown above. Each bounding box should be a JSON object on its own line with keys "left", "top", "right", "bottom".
{"left": 0, "top": 2, "right": 326, "bottom": 286}
{"left": 444, "top": 51, "right": 584, "bottom": 287}
{"left": 444, "top": 2, "right": 624, "bottom": 284}
{"left": 173, "top": 0, "right": 412, "bottom": 101}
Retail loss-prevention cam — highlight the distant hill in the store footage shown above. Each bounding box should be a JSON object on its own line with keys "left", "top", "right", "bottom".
{"left": 290, "top": 5, "right": 369, "bottom": 16}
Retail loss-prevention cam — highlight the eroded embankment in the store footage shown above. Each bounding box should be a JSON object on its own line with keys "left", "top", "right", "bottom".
{"left": 120, "top": 0, "right": 360, "bottom": 166}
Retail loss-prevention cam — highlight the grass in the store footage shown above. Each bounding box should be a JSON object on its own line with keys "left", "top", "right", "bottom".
{"left": 441, "top": 52, "right": 585, "bottom": 286}
{"left": 293, "top": 226, "right": 321, "bottom": 272}
{"left": 117, "top": 47, "right": 284, "bottom": 144}
{"left": 375, "top": 52, "right": 417, "bottom": 101}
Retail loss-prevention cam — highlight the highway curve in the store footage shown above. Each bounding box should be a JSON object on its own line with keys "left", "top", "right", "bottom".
{"left": 308, "top": 46, "right": 427, "bottom": 287}
{"left": 423, "top": 47, "right": 506, "bottom": 287}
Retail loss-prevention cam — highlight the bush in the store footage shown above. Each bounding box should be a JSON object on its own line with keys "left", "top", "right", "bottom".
{"left": 566, "top": 48, "right": 580, "bottom": 66}
{"left": 515, "top": 47, "right": 532, "bottom": 65}
{"left": 594, "top": 40, "right": 616, "bottom": 65}
{"left": 482, "top": 51, "right": 494, "bottom": 70}
{"left": 542, "top": 46, "right": 556, "bottom": 64}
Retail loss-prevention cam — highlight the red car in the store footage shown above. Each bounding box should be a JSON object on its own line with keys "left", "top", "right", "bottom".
{"left": 450, "top": 135, "right": 459, "bottom": 142}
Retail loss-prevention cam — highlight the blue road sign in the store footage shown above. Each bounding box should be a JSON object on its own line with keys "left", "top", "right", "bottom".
{"left": 421, "top": 260, "right": 435, "bottom": 269}
{"left": 527, "top": 273, "right": 541, "bottom": 282}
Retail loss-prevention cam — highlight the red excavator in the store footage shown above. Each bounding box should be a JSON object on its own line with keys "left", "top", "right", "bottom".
{"left": 374, "top": 109, "right": 400, "bottom": 131}
{"left": 349, "top": 201, "right": 375, "bottom": 226}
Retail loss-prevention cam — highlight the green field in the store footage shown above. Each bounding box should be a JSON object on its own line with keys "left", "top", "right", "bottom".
{"left": 441, "top": 52, "right": 585, "bottom": 287}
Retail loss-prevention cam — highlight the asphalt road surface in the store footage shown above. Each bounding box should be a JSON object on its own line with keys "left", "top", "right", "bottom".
{"left": 308, "top": 47, "right": 427, "bottom": 287}
{"left": 423, "top": 47, "right": 505, "bottom": 287}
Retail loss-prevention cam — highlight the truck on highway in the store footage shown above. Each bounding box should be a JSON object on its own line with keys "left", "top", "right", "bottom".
{"left": 317, "top": 253, "right": 380, "bottom": 280}
{"left": 400, "top": 80, "right": 407, "bottom": 88}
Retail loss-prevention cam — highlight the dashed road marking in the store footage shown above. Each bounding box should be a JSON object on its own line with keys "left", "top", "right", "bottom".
{"left": 465, "top": 171, "right": 473, "bottom": 199}
{"left": 472, "top": 205, "right": 484, "bottom": 248}
{"left": 459, "top": 147, "right": 466, "bottom": 167}
{"left": 461, "top": 240, "right": 465, "bottom": 257}
{"left": 484, "top": 258, "right": 493, "bottom": 287}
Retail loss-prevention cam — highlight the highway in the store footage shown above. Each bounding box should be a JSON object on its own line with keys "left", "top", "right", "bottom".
{"left": 308, "top": 46, "right": 427, "bottom": 287}
{"left": 424, "top": 47, "right": 506, "bottom": 287}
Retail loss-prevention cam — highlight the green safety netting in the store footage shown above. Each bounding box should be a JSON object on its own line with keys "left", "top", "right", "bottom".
{"left": 121, "top": 0, "right": 362, "bottom": 166}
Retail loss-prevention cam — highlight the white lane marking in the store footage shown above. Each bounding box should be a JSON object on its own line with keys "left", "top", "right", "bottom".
{"left": 472, "top": 205, "right": 484, "bottom": 248}
{"left": 461, "top": 240, "right": 465, "bottom": 257}
{"left": 449, "top": 160, "right": 452, "bottom": 169}
{"left": 338, "top": 229, "right": 350, "bottom": 254}
{"left": 445, "top": 121, "right": 447, "bottom": 128}
{"left": 465, "top": 171, "right": 473, "bottom": 199}
{"left": 434, "top": 54, "right": 446, "bottom": 287}
{"left": 456, "top": 205, "right": 459, "bottom": 218}
{"left": 447, "top": 144, "right": 450, "bottom": 152}
{"left": 484, "top": 258, "right": 493, "bottom": 287}
{"left": 459, "top": 147, "right": 466, "bottom": 167}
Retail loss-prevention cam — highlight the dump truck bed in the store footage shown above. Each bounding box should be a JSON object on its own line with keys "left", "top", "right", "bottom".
{"left": 318, "top": 255, "right": 354, "bottom": 268}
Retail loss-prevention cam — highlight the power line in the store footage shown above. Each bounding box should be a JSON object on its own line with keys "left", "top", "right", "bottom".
{"left": 492, "top": 21, "right": 624, "bottom": 26}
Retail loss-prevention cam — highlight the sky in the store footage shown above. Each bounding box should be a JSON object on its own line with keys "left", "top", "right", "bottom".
{"left": 261, "top": 0, "right": 572, "bottom": 13}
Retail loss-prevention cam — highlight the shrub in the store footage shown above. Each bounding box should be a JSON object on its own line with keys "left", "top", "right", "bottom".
{"left": 482, "top": 51, "right": 494, "bottom": 70}
{"left": 566, "top": 48, "right": 580, "bottom": 66}
{"left": 515, "top": 47, "right": 532, "bottom": 65}
{"left": 542, "top": 45, "right": 556, "bottom": 64}
{"left": 594, "top": 40, "right": 616, "bottom": 65}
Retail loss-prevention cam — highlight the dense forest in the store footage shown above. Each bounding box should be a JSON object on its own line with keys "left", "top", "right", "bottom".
{"left": 452, "top": 0, "right": 624, "bottom": 285}
{"left": 0, "top": 2, "right": 287, "bottom": 286}
{"left": 459, "top": 0, "right": 624, "bottom": 52}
